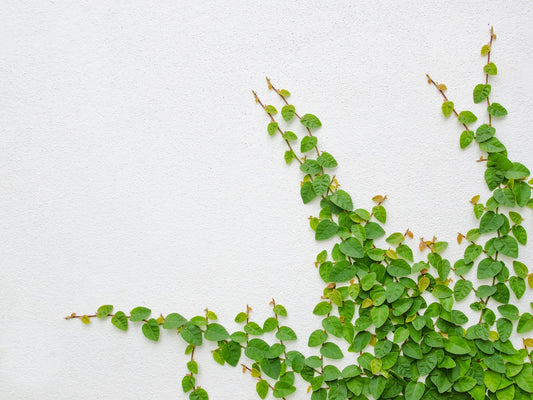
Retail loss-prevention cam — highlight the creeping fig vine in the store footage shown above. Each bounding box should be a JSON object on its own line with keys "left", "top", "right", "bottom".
{"left": 69, "top": 28, "right": 533, "bottom": 400}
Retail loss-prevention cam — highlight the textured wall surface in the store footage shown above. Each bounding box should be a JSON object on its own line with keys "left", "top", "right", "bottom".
{"left": 1, "top": 1, "right": 533, "bottom": 398}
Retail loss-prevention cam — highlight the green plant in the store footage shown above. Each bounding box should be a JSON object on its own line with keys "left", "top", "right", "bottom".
{"left": 68, "top": 28, "right": 533, "bottom": 400}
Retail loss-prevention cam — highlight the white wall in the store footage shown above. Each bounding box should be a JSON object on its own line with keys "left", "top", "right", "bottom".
{"left": 1, "top": 1, "right": 532, "bottom": 399}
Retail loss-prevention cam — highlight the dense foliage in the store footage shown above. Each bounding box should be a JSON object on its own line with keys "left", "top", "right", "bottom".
{"left": 69, "top": 29, "right": 533, "bottom": 400}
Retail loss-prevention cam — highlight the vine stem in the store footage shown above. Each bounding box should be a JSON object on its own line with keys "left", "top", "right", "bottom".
{"left": 425, "top": 74, "right": 471, "bottom": 133}
{"left": 252, "top": 90, "right": 303, "bottom": 166}
{"left": 266, "top": 77, "right": 321, "bottom": 158}
{"left": 241, "top": 364, "right": 287, "bottom": 400}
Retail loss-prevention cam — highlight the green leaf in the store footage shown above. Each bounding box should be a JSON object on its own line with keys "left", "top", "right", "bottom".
{"left": 373, "top": 205, "right": 387, "bottom": 223}
{"left": 301, "top": 136, "right": 318, "bottom": 153}
{"left": 281, "top": 105, "right": 295, "bottom": 121}
{"left": 284, "top": 150, "right": 295, "bottom": 164}
{"left": 308, "top": 329, "right": 328, "bottom": 347}
{"left": 513, "top": 261, "right": 528, "bottom": 278}
{"left": 182, "top": 375, "right": 195, "bottom": 393}
{"left": 265, "top": 105, "right": 277, "bottom": 115}
{"left": 204, "top": 323, "right": 229, "bottom": 341}
{"left": 494, "top": 235, "right": 519, "bottom": 258}
{"left": 234, "top": 312, "right": 247, "bottom": 323}
{"left": 96, "top": 305, "right": 113, "bottom": 318}
{"left": 488, "top": 103, "right": 508, "bottom": 117}
{"left": 320, "top": 342, "right": 344, "bottom": 359}
{"left": 329, "top": 190, "right": 353, "bottom": 211}
{"left": 476, "top": 285, "right": 497, "bottom": 298}
{"left": 255, "top": 379, "right": 269, "bottom": 399}
{"left": 181, "top": 322, "right": 203, "bottom": 346}
{"left": 300, "top": 181, "right": 316, "bottom": 204}
{"left": 273, "top": 304, "right": 287, "bottom": 317}
{"left": 312, "top": 174, "right": 330, "bottom": 196}
{"left": 433, "top": 241, "right": 448, "bottom": 254}
{"left": 514, "top": 181, "right": 531, "bottom": 207}
{"left": 405, "top": 381, "right": 425, "bottom": 400}
{"left": 473, "top": 84, "right": 491, "bottom": 103}
{"left": 111, "top": 311, "right": 128, "bottom": 331}
{"left": 385, "top": 282, "right": 404, "bottom": 303}
{"left": 329, "top": 260, "right": 357, "bottom": 282}
{"left": 464, "top": 244, "right": 483, "bottom": 264}
{"left": 417, "top": 352, "right": 438, "bottom": 376}
{"left": 517, "top": 313, "right": 533, "bottom": 333}
{"left": 361, "top": 272, "right": 376, "bottom": 291}
{"left": 475, "top": 124, "right": 496, "bottom": 142}
{"left": 244, "top": 322, "right": 263, "bottom": 336}
{"left": 190, "top": 388, "right": 209, "bottom": 400}
{"left": 300, "top": 159, "right": 322, "bottom": 174}
{"left": 313, "top": 301, "right": 332, "bottom": 316}
{"left": 300, "top": 113, "right": 322, "bottom": 128}
{"left": 457, "top": 111, "right": 477, "bottom": 124}
{"left": 315, "top": 220, "right": 338, "bottom": 240}
{"left": 339, "top": 238, "right": 364, "bottom": 258}
{"left": 371, "top": 305, "right": 389, "bottom": 328}
{"left": 498, "top": 304, "right": 519, "bottom": 320}
{"left": 484, "top": 370, "right": 501, "bottom": 392}
{"left": 187, "top": 360, "right": 198, "bottom": 374}
{"left": 282, "top": 131, "right": 297, "bottom": 141}
{"left": 480, "top": 137, "right": 506, "bottom": 153}
{"left": 276, "top": 326, "right": 297, "bottom": 341}
{"left": 509, "top": 276, "right": 525, "bottom": 299}
{"left": 387, "top": 259, "right": 411, "bottom": 277}
{"left": 444, "top": 336, "right": 471, "bottom": 355}
{"left": 365, "top": 222, "right": 385, "bottom": 239}
{"left": 477, "top": 258, "right": 503, "bottom": 279}
{"left": 267, "top": 121, "right": 278, "bottom": 136}
{"left": 460, "top": 130, "right": 475, "bottom": 149}
{"left": 142, "top": 319, "right": 160, "bottom": 341}
{"left": 386, "top": 232, "right": 405, "bottom": 245}
{"left": 481, "top": 44, "right": 491, "bottom": 55}
{"left": 316, "top": 152, "right": 338, "bottom": 168}
{"left": 479, "top": 211, "right": 504, "bottom": 233}
{"left": 273, "top": 381, "right": 296, "bottom": 398}
{"left": 516, "top": 364, "right": 533, "bottom": 392}
{"left": 163, "top": 313, "right": 187, "bottom": 329}
{"left": 442, "top": 101, "right": 454, "bottom": 117}
{"left": 454, "top": 376, "right": 477, "bottom": 392}
{"left": 432, "top": 284, "right": 453, "bottom": 299}
{"left": 484, "top": 62, "right": 498, "bottom": 75}
{"left": 485, "top": 354, "right": 506, "bottom": 373}
{"left": 221, "top": 340, "right": 241, "bottom": 366}
{"left": 256, "top": 380, "right": 269, "bottom": 399}
{"left": 485, "top": 168, "right": 505, "bottom": 190}
{"left": 130, "top": 306, "right": 151, "bottom": 322}
{"left": 497, "top": 318, "right": 512, "bottom": 342}
{"left": 263, "top": 317, "right": 278, "bottom": 332}
{"left": 454, "top": 279, "right": 473, "bottom": 301}
{"left": 494, "top": 188, "right": 516, "bottom": 208}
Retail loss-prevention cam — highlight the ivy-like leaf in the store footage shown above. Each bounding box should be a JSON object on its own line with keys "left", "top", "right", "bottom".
{"left": 300, "top": 114, "right": 322, "bottom": 129}
{"left": 473, "top": 84, "right": 491, "bottom": 103}
{"left": 487, "top": 103, "right": 508, "bottom": 117}
{"left": 281, "top": 105, "right": 295, "bottom": 121}
{"left": 457, "top": 111, "right": 477, "bottom": 124}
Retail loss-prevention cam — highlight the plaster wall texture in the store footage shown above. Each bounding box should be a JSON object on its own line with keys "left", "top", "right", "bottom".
{"left": 1, "top": 1, "right": 533, "bottom": 398}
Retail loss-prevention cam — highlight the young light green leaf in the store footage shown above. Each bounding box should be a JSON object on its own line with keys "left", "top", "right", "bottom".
{"left": 281, "top": 105, "right": 295, "bottom": 121}
{"left": 300, "top": 114, "right": 322, "bottom": 128}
